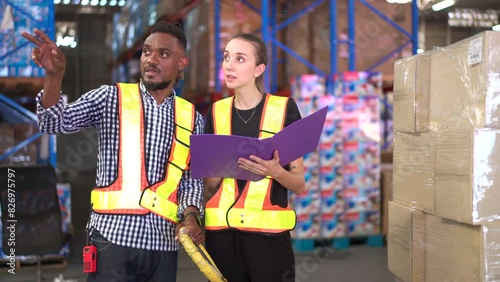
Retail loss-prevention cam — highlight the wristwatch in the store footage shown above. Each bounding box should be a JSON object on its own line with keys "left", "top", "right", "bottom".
{"left": 181, "top": 211, "right": 201, "bottom": 227}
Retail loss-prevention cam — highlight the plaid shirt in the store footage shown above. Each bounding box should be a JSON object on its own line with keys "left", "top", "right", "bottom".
{"left": 36, "top": 82, "right": 204, "bottom": 251}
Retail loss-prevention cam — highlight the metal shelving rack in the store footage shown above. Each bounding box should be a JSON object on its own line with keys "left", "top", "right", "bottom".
{"left": 0, "top": 94, "right": 56, "bottom": 167}
{"left": 213, "top": 0, "right": 419, "bottom": 93}
{"left": 0, "top": 0, "right": 56, "bottom": 166}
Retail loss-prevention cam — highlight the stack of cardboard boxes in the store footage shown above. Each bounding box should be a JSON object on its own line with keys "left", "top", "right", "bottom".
{"left": 388, "top": 31, "right": 500, "bottom": 281}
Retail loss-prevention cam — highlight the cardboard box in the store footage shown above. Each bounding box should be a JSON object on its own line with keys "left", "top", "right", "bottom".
{"left": 394, "top": 129, "right": 500, "bottom": 224}
{"left": 388, "top": 201, "right": 500, "bottom": 282}
{"left": 393, "top": 132, "right": 435, "bottom": 213}
{"left": 387, "top": 201, "right": 425, "bottom": 282}
{"left": 434, "top": 128, "right": 500, "bottom": 224}
{"left": 381, "top": 164, "right": 393, "bottom": 236}
{"left": 424, "top": 212, "right": 500, "bottom": 281}
{"left": 393, "top": 52, "right": 431, "bottom": 133}
{"left": 429, "top": 31, "right": 500, "bottom": 130}
{"left": 394, "top": 31, "right": 500, "bottom": 133}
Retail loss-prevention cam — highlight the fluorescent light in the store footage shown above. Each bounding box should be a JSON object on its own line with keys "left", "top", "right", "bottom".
{"left": 432, "top": 0, "right": 456, "bottom": 11}
{"left": 493, "top": 24, "right": 500, "bottom": 31}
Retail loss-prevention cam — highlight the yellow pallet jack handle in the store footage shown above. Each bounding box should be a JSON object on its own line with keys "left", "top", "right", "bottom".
{"left": 179, "top": 227, "right": 228, "bottom": 282}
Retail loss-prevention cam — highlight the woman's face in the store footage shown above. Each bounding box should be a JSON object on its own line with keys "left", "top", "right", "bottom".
{"left": 223, "top": 38, "right": 264, "bottom": 90}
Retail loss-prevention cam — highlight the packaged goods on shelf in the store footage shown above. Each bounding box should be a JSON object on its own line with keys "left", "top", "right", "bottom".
{"left": 320, "top": 190, "right": 344, "bottom": 215}
{"left": 319, "top": 166, "right": 342, "bottom": 192}
{"left": 0, "top": 0, "right": 53, "bottom": 77}
{"left": 291, "top": 74, "right": 327, "bottom": 101}
{"left": 319, "top": 144, "right": 343, "bottom": 169}
{"left": 343, "top": 209, "right": 380, "bottom": 236}
{"left": 342, "top": 94, "right": 381, "bottom": 142}
{"left": 341, "top": 72, "right": 383, "bottom": 97}
{"left": 321, "top": 212, "right": 347, "bottom": 238}
{"left": 303, "top": 150, "right": 319, "bottom": 169}
{"left": 292, "top": 213, "right": 321, "bottom": 239}
{"left": 293, "top": 190, "right": 321, "bottom": 217}
{"left": 290, "top": 72, "right": 382, "bottom": 239}
{"left": 340, "top": 184, "right": 380, "bottom": 214}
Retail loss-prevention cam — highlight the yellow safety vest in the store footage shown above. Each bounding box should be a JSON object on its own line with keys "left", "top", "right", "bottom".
{"left": 91, "top": 83, "right": 195, "bottom": 223}
{"left": 205, "top": 94, "right": 297, "bottom": 233}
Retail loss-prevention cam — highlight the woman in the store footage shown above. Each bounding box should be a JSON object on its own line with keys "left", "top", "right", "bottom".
{"left": 203, "top": 33, "right": 306, "bottom": 282}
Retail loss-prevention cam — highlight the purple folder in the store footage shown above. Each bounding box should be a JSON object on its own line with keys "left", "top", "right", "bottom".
{"left": 190, "top": 106, "right": 328, "bottom": 181}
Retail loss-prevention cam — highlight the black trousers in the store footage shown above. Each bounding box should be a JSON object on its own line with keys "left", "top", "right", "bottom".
{"left": 205, "top": 230, "right": 295, "bottom": 282}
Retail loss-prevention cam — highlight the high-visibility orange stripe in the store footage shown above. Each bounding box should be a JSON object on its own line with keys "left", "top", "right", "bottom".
{"left": 92, "top": 84, "right": 195, "bottom": 218}
{"left": 206, "top": 95, "right": 295, "bottom": 232}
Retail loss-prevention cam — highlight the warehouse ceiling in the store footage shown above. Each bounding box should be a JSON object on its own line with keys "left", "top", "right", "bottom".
{"left": 420, "top": 0, "right": 500, "bottom": 23}
{"left": 453, "top": 0, "right": 500, "bottom": 10}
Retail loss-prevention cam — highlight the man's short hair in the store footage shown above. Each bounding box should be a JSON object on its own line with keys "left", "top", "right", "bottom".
{"left": 150, "top": 21, "right": 187, "bottom": 52}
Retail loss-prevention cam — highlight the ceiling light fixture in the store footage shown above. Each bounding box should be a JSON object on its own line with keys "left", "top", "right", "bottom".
{"left": 432, "top": 0, "right": 456, "bottom": 11}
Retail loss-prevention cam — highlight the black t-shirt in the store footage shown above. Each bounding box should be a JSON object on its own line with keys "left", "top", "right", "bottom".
{"left": 204, "top": 94, "right": 302, "bottom": 208}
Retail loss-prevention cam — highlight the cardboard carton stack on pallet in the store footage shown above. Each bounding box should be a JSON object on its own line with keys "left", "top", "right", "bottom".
{"left": 388, "top": 31, "right": 500, "bottom": 281}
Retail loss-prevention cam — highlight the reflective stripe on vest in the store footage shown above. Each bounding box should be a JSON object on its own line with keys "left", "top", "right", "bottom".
{"left": 91, "top": 83, "right": 195, "bottom": 223}
{"left": 140, "top": 96, "right": 195, "bottom": 223}
{"left": 205, "top": 94, "right": 297, "bottom": 233}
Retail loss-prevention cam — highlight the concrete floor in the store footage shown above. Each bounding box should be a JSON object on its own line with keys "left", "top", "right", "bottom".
{"left": 0, "top": 244, "right": 396, "bottom": 282}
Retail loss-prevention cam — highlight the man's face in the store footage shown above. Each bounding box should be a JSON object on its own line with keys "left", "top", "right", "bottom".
{"left": 140, "top": 32, "right": 187, "bottom": 91}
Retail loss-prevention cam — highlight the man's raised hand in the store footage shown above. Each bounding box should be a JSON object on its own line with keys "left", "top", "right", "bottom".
{"left": 21, "top": 28, "right": 66, "bottom": 76}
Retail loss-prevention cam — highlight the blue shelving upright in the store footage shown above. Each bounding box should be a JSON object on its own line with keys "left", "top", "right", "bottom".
{"left": 213, "top": 0, "right": 419, "bottom": 93}
{"left": 0, "top": 93, "right": 56, "bottom": 167}
{"left": 0, "top": 0, "right": 55, "bottom": 77}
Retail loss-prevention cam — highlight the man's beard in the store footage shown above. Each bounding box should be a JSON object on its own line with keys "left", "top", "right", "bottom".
{"left": 142, "top": 79, "right": 172, "bottom": 91}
